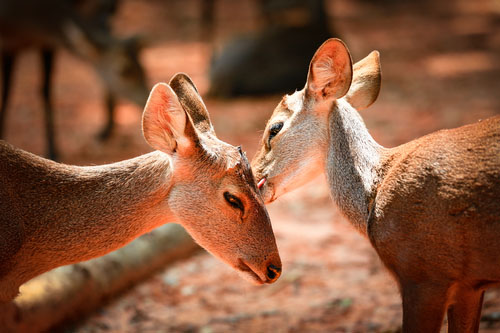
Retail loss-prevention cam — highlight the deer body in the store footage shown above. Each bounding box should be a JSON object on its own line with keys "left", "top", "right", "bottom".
{"left": 252, "top": 39, "right": 500, "bottom": 332}
{"left": 370, "top": 117, "right": 500, "bottom": 332}
{"left": 0, "top": 0, "right": 148, "bottom": 159}
{"left": 0, "top": 144, "right": 173, "bottom": 301}
{"left": 0, "top": 73, "right": 281, "bottom": 303}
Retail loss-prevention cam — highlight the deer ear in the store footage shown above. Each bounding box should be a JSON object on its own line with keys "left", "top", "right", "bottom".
{"left": 345, "top": 51, "right": 381, "bottom": 110}
{"left": 169, "top": 73, "right": 214, "bottom": 134}
{"left": 142, "top": 83, "right": 196, "bottom": 156}
{"left": 306, "top": 38, "right": 353, "bottom": 101}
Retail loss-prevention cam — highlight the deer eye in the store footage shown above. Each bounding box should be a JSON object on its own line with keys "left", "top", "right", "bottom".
{"left": 268, "top": 122, "right": 284, "bottom": 145}
{"left": 224, "top": 192, "right": 244, "bottom": 213}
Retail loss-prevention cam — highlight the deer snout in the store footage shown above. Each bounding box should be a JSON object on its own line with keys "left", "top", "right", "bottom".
{"left": 261, "top": 182, "right": 276, "bottom": 204}
{"left": 238, "top": 254, "right": 282, "bottom": 284}
{"left": 255, "top": 175, "right": 276, "bottom": 203}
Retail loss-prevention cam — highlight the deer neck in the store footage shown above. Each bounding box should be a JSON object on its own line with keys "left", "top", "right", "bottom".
{"left": 325, "top": 99, "right": 384, "bottom": 235}
{"left": 18, "top": 151, "right": 175, "bottom": 265}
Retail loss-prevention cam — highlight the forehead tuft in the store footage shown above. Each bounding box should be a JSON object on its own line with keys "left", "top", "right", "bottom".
{"left": 226, "top": 147, "right": 256, "bottom": 187}
{"left": 283, "top": 90, "right": 305, "bottom": 114}
{"left": 240, "top": 151, "right": 257, "bottom": 188}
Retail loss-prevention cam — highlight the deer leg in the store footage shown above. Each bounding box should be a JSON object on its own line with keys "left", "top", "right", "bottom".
{"left": 447, "top": 287, "right": 484, "bottom": 333}
{"left": 41, "top": 48, "right": 58, "bottom": 160}
{"left": 98, "top": 91, "right": 115, "bottom": 140}
{"left": 400, "top": 280, "right": 449, "bottom": 333}
{"left": 0, "top": 51, "right": 16, "bottom": 138}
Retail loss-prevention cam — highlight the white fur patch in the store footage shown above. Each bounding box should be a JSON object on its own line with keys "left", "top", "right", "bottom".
{"left": 284, "top": 91, "right": 305, "bottom": 113}
{"left": 336, "top": 99, "right": 381, "bottom": 193}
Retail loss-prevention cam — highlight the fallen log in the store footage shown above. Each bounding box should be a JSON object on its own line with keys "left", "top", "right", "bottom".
{"left": 0, "top": 224, "right": 201, "bottom": 332}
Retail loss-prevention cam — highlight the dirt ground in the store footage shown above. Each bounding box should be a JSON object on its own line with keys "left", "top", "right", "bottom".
{"left": 3, "top": 0, "right": 500, "bottom": 332}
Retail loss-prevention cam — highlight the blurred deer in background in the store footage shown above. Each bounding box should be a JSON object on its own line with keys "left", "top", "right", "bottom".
{"left": 209, "top": 0, "right": 331, "bottom": 97}
{"left": 252, "top": 38, "right": 500, "bottom": 332}
{"left": 0, "top": 0, "right": 149, "bottom": 160}
{"left": 0, "top": 73, "right": 281, "bottom": 303}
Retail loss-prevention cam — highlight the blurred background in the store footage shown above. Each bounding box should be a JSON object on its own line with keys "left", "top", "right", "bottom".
{"left": 1, "top": 0, "right": 499, "bottom": 331}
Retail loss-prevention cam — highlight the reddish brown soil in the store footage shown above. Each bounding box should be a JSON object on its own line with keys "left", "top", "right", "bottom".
{"left": 3, "top": 0, "right": 500, "bottom": 332}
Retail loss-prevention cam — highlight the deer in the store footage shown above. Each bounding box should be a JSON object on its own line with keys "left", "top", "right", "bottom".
{"left": 252, "top": 38, "right": 500, "bottom": 332}
{"left": 0, "top": 73, "right": 282, "bottom": 303}
{"left": 0, "top": 0, "right": 149, "bottom": 160}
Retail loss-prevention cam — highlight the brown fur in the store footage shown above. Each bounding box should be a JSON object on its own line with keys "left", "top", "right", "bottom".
{"left": 0, "top": 73, "right": 281, "bottom": 302}
{"left": 252, "top": 38, "right": 500, "bottom": 332}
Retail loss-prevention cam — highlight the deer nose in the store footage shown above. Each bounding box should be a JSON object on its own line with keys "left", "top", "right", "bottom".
{"left": 266, "top": 264, "right": 281, "bottom": 283}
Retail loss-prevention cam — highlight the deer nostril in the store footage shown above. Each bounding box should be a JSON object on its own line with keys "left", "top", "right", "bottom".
{"left": 266, "top": 264, "right": 281, "bottom": 281}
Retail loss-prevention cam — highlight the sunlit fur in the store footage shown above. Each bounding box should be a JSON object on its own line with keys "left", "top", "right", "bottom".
{"left": 307, "top": 39, "right": 352, "bottom": 100}
{"left": 0, "top": 74, "right": 281, "bottom": 302}
{"left": 325, "top": 98, "right": 382, "bottom": 232}
{"left": 253, "top": 38, "right": 500, "bottom": 332}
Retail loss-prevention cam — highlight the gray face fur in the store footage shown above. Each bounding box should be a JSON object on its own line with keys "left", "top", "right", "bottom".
{"left": 252, "top": 90, "right": 330, "bottom": 203}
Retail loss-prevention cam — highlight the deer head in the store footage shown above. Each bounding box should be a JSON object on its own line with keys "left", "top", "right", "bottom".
{"left": 142, "top": 73, "right": 281, "bottom": 284}
{"left": 252, "top": 38, "right": 381, "bottom": 203}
